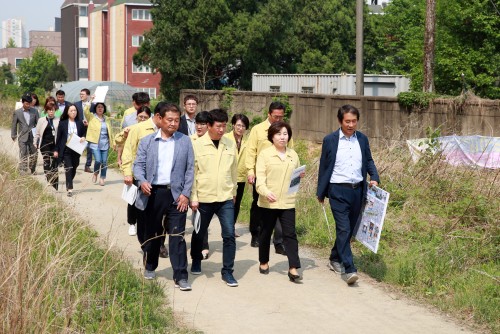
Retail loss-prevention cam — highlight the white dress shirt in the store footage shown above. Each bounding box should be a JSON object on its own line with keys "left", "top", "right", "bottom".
{"left": 330, "top": 129, "right": 363, "bottom": 184}
{"left": 153, "top": 131, "right": 175, "bottom": 185}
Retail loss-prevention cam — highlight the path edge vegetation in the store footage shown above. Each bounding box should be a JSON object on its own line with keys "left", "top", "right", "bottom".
{"left": 1, "top": 97, "right": 498, "bottom": 333}
{"left": 0, "top": 153, "right": 191, "bottom": 332}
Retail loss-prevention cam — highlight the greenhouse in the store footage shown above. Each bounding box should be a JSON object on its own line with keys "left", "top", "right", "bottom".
{"left": 51, "top": 81, "right": 137, "bottom": 112}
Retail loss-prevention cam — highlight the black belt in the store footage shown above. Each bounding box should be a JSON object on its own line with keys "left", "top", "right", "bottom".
{"left": 332, "top": 182, "right": 362, "bottom": 189}
{"left": 152, "top": 184, "right": 171, "bottom": 189}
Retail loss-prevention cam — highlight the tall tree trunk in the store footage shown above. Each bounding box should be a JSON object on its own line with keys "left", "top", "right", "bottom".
{"left": 423, "top": 0, "right": 436, "bottom": 92}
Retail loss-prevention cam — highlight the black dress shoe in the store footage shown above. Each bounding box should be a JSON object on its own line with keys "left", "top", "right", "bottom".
{"left": 288, "top": 271, "right": 302, "bottom": 282}
{"left": 159, "top": 245, "right": 169, "bottom": 258}
{"left": 250, "top": 236, "right": 259, "bottom": 248}
{"left": 259, "top": 265, "right": 269, "bottom": 274}
{"left": 275, "top": 244, "right": 286, "bottom": 255}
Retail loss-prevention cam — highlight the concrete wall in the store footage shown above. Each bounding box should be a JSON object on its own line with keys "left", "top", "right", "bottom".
{"left": 180, "top": 90, "right": 500, "bottom": 147}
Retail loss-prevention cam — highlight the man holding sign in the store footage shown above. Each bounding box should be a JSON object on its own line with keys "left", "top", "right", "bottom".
{"left": 317, "top": 105, "right": 380, "bottom": 285}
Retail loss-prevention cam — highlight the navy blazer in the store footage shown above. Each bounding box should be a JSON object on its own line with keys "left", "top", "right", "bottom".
{"left": 54, "top": 119, "right": 87, "bottom": 160}
{"left": 73, "top": 100, "right": 96, "bottom": 121}
{"left": 178, "top": 115, "right": 189, "bottom": 136}
{"left": 316, "top": 129, "right": 380, "bottom": 201}
{"left": 133, "top": 131, "right": 195, "bottom": 210}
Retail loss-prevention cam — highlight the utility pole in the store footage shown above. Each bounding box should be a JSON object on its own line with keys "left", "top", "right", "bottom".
{"left": 423, "top": 0, "right": 436, "bottom": 92}
{"left": 356, "top": 0, "right": 364, "bottom": 96}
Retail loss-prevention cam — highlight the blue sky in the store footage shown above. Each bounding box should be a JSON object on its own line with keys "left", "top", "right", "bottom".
{"left": 0, "top": 0, "right": 63, "bottom": 44}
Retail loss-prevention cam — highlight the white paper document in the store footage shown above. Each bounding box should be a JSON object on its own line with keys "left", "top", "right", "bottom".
{"left": 192, "top": 210, "right": 201, "bottom": 234}
{"left": 31, "top": 127, "right": 37, "bottom": 137}
{"left": 287, "top": 165, "right": 306, "bottom": 194}
{"left": 355, "top": 183, "right": 390, "bottom": 253}
{"left": 121, "top": 184, "right": 138, "bottom": 205}
{"left": 66, "top": 133, "right": 88, "bottom": 155}
{"left": 93, "top": 85, "right": 109, "bottom": 103}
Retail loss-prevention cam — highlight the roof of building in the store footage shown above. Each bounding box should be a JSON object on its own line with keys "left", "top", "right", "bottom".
{"left": 51, "top": 81, "right": 137, "bottom": 110}
{"left": 110, "top": 0, "right": 153, "bottom": 6}
{"left": 61, "top": 0, "right": 107, "bottom": 10}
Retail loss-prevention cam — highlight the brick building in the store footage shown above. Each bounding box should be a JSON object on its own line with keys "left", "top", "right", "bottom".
{"left": 88, "top": 0, "right": 160, "bottom": 98}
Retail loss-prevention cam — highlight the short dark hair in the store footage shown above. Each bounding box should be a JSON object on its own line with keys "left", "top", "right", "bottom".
{"left": 207, "top": 109, "right": 228, "bottom": 125}
{"left": 183, "top": 94, "right": 199, "bottom": 104}
{"left": 267, "top": 121, "right": 292, "bottom": 143}
{"left": 31, "top": 93, "right": 39, "bottom": 106}
{"left": 56, "top": 89, "right": 65, "bottom": 96}
{"left": 337, "top": 104, "right": 360, "bottom": 122}
{"left": 135, "top": 92, "right": 150, "bottom": 105}
{"left": 195, "top": 111, "right": 210, "bottom": 123}
{"left": 155, "top": 101, "right": 181, "bottom": 117}
{"left": 94, "top": 102, "right": 107, "bottom": 113}
{"left": 231, "top": 113, "right": 249, "bottom": 129}
{"left": 21, "top": 93, "right": 32, "bottom": 103}
{"left": 137, "top": 105, "right": 151, "bottom": 117}
{"left": 269, "top": 101, "right": 286, "bottom": 114}
{"left": 131, "top": 92, "right": 139, "bottom": 102}
{"left": 60, "top": 104, "right": 79, "bottom": 121}
{"left": 81, "top": 88, "right": 90, "bottom": 95}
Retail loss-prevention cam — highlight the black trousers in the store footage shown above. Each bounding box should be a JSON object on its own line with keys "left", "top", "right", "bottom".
{"left": 251, "top": 182, "right": 283, "bottom": 245}
{"left": 234, "top": 182, "right": 246, "bottom": 223}
{"left": 40, "top": 141, "right": 58, "bottom": 190}
{"left": 143, "top": 187, "right": 187, "bottom": 281}
{"left": 259, "top": 208, "right": 300, "bottom": 269}
{"left": 62, "top": 148, "right": 80, "bottom": 190}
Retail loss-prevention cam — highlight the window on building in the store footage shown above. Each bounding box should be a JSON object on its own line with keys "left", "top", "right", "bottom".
{"left": 136, "top": 87, "right": 157, "bottom": 99}
{"left": 78, "top": 68, "right": 89, "bottom": 79}
{"left": 132, "top": 63, "right": 152, "bottom": 73}
{"left": 79, "top": 6, "right": 88, "bottom": 17}
{"left": 132, "top": 35, "right": 144, "bottom": 47}
{"left": 79, "top": 28, "right": 88, "bottom": 38}
{"left": 269, "top": 86, "right": 281, "bottom": 93}
{"left": 15, "top": 58, "right": 24, "bottom": 68}
{"left": 132, "top": 9, "right": 152, "bottom": 21}
{"left": 301, "top": 86, "right": 314, "bottom": 94}
{"left": 79, "top": 48, "right": 88, "bottom": 58}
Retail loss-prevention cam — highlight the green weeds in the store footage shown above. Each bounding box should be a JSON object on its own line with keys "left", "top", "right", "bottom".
{"left": 0, "top": 153, "right": 190, "bottom": 333}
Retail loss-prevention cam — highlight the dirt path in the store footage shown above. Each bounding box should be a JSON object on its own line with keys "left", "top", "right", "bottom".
{"left": 0, "top": 128, "right": 476, "bottom": 334}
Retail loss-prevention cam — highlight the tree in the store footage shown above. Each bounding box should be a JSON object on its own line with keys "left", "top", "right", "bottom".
{"left": 368, "top": 0, "right": 500, "bottom": 99}
{"left": 16, "top": 47, "right": 68, "bottom": 92}
{"left": 6, "top": 38, "right": 16, "bottom": 48}
{"left": 423, "top": 0, "right": 436, "bottom": 92}
{"left": 0, "top": 63, "right": 15, "bottom": 85}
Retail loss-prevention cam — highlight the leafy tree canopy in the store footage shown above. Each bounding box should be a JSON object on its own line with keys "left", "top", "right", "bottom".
{"left": 16, "top": 47, "right": 68, "bottom": 92}
{"left": 136, "top": 0, "right": 500, "bottom": 99}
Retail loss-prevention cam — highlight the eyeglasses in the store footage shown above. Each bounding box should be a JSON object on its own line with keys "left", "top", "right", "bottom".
{"left": 234, "top": 124, "right": 246, "bottom": 129}
{"left": 137, "top": 115, "right": 150, "bottom": 120}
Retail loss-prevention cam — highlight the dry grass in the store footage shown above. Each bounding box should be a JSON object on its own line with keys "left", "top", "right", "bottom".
{"left": 0, "top": 153, "right": 190, "bottom": 333}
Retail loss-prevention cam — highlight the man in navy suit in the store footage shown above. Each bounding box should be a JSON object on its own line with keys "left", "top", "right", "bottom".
{"left": 317, "top": 104, "right": 380, "bottom": 285}
{"left": 133, "top": 102, "right": 194, "bottom": 290}
{"left": 178, "top": 94, "right": 198, "bottom": 136}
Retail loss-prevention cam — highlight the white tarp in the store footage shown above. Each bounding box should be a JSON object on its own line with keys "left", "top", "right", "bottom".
{"left": 407, "top": 135, "right": 500, "bottom": 169}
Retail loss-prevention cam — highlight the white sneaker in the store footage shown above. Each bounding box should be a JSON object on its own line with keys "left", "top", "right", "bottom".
{"left": 128, "top": 224, "right": 137, "bottom": 236}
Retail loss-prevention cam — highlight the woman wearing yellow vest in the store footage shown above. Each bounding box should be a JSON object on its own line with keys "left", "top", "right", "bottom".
{"left": 84, "top": 102, "right": 113, "bottom": 186}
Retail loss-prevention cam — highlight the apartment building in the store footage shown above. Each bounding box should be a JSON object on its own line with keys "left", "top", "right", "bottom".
{"left": 1, "top": 18, "right": 27, "bottom": 48}
{"left": 61, "top": 0, "right": 107, "bottom": 81}
{"left": 88, "top": 0, "right": 160, "bottom": 98}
